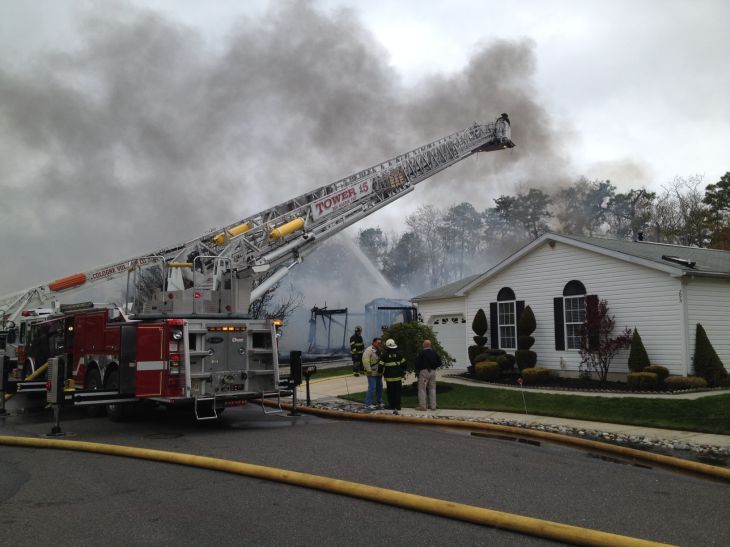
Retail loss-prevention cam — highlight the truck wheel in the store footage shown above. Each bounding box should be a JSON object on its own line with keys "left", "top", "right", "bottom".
{"left": 85, "top": 368, "right": 105, "bottom": 417}
{"left": 104, "top": 369, "right": 126, "bottom": 422}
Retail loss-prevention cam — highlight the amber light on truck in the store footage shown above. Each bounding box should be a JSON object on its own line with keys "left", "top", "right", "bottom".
{"left": 208, "top": 326, "right": 246, "bottom": 332}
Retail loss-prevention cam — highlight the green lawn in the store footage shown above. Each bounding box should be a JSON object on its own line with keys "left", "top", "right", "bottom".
{"left": 341, "top": 383, "right": 730, "bottom": 435}
{"left": 305, "top": 365, "right": 354, "bottom": 380}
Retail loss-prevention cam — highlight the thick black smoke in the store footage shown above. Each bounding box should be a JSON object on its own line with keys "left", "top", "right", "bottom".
{"left": 0, "top": 1, "right": 562, "bottom": 294}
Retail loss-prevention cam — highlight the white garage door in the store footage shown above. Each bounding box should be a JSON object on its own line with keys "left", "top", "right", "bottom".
{"left": 430, "top": 315, "right": 467, "bottom": 369}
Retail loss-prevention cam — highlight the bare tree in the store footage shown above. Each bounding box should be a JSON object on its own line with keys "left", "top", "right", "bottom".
{"left": 406, "top": 205, "right": 448, "bottom": 288}
{"left": 578, "top": 299, "right": 632, "bottom": 382}
{"left": 248, "top": 279, "right": 303, "bottom": 322}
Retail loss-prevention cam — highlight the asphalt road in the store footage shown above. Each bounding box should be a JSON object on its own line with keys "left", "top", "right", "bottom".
{"left": 1, "top": 400, "right": 728, "bottom": 546}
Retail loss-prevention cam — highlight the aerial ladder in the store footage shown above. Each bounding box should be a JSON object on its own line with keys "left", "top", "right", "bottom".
{"left": 0, "top": 115, "right": 514, "bottom": 323}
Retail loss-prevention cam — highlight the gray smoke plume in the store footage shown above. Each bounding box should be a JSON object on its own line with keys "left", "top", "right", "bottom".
{"left": 0, "top": 1, "right": 563, "bottom": 295}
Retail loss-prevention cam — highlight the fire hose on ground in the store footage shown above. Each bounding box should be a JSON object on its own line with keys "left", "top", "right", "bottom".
{"left": 259, "top": 399, "right": 730, "bottom": 483}
{"left": 0, "top": 434, "right": 671, "bottom": 547}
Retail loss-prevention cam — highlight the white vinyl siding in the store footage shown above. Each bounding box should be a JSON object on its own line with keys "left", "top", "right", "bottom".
{"left": 686, "top": 277, "right": 730, "bottom": 373}
{"left": 466, "top": 241, "right": 685, "bottom": 379}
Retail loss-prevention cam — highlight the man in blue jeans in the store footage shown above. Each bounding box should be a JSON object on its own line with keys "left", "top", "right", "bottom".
{"left": 362, "top": 337, "right": 383, "bottom": 409}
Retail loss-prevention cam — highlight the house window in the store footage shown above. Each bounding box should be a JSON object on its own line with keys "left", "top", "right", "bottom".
{"left": 563, "top": 280, "right": 586, "bottom": 350}
{"left": 497, "top": 286, "right": 517, "bottom": 349}
{"left": 498, "top": 301, "right": 516, "bottom": 349}
{"left": 564, "top": 296, "right": 585, "bottom": 349}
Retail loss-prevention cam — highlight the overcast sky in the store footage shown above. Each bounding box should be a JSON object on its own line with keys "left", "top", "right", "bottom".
{"left": 1, "top": 0, "right": 729, "bottom": 296}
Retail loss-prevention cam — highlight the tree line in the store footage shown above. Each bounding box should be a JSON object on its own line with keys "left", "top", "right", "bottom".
{"left": 358, "top": 172, "right": 730, "bottom": 293}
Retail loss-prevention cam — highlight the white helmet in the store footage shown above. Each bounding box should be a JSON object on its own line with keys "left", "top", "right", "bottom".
{"left": 385, "top": 338, "right": 397, "bottom": 349}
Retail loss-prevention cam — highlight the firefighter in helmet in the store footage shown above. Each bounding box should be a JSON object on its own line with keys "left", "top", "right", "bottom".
{"left": 381, "top": 338, "right": 406, "bottom": 415}
{"left": 350, "top": 325, "right": 364, "bottom": 376}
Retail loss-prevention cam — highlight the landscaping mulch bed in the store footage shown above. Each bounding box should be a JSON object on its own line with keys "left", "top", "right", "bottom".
{"left": 456, "top": 372, "right": 723, "bottom": 395}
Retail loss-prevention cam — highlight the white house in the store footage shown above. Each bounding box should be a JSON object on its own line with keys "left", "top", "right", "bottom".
{"left": 412, "top": 233, "right": 730, "bottom": 379}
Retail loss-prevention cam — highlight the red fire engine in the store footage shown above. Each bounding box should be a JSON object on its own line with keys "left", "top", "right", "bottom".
{"left": 0, "top": 116, "right": 514, "bottom": 421}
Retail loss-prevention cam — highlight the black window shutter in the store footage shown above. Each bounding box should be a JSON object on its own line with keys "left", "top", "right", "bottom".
{"left": 586, "top": 295, "right": 599, "bottom": 351}
{"left": 490, "top": 303, "right": 498, "bottom": 349}
{"left": 553, "top": 297, "right": 565, "bottom": 350}
{"left": 515, "top": 300, "right": 525, "bottom": 337}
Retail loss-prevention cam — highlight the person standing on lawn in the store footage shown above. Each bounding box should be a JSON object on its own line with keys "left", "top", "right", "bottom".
{"left": 362, "top": 337, "right": 383, "bottom": 409}
{"left": 414, "top": 339, "right": 441, "bottom": 411}
{"left": 349, "top": 326, "right": 365, "bottom": 376}
{"left": 381, "top": 338, "right": 406, "bottom": 415}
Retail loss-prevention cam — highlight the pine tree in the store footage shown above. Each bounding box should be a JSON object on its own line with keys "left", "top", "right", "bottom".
{"left": 693, "top": 324, "right": 727, "bottom": 385}
{"left": 627, "top": 329, "right": 650, "bottom": 372}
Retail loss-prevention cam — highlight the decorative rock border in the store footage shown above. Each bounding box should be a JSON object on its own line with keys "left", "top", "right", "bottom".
{"left": 310, "top": 401, "right": 730, "bottom": 459}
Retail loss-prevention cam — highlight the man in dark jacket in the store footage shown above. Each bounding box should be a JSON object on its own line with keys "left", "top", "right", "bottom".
{"left": 414, "top": 339, "right": 441, "bottom": 411}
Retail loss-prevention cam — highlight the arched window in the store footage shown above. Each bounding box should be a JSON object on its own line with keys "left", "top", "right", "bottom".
{"left": 554, "top": 280, "right": 589, "bottom": 350}
{"left": 490, "top": 287, "right": 524, "bottom": 350}
{"left": 563, "top": 280, "right": 586, "bottom": 297}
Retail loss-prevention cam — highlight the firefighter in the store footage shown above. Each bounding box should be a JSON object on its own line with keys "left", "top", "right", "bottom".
{"left": 381, "top": 338, "right": 406, "bottom": 415}
{"left": 349, "top": 325, "right": 364, "bottom": 376}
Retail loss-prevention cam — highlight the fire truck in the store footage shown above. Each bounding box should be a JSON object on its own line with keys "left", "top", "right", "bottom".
{"left": 0, "top": 115, "right": 514, "bottom": 420}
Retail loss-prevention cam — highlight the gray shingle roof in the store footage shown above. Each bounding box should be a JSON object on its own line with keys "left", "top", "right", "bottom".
{"left": 560, "top": 234, "right": 730, "bottom": 276}
{"left": 411, "top": 273, "right": 479, "bottom": 301}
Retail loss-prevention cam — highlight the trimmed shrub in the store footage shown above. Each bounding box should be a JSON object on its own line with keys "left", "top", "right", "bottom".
{"left": 627, "top": 372, "right": 658, "bottom": 388}
{"left": 468, "top": 308, "right": 489, "bottom": 368}
{"left": 496, "top": 354, "right": 516, "bottom": 372}
{"left": 516, "top": 307, "right": 537, "bottom": 369}
{"left": 664, "top": 375, "right": 708, "bottom": 390}
{"left": 693, "top": 324, "right": 728, "bottom": 385}
{"left": 627, "top": 329, "right": 650, "bottom": 372}
{"left": 515, "top": 349, "right": 537, "bottom": 371}
{"left": 521, "top": 367, "right": 552, "bottom": 385}
{"left": 643, "top": 365, "right": 669, "bottom": 383}
{"left": 518, "top": 306, "right": 536, "bottom": 339}
{"left": 474, "top": 352, "right": 491, "bottom": 364}
{"left": 468, "top": 346, "right": 483, "bottom": 367}
{"left": 475, "top": 361, "right": 500, "bottom": 381}
{"left": 472, "top": 308, "right": 488, "bottom": 337}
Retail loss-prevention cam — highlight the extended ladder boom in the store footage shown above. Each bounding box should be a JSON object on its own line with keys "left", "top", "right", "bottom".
{"left": 0, "top": 115, "right": 514, "bottom": 321}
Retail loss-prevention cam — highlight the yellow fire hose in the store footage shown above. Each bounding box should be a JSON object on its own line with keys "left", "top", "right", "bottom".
{"left": 3, "top": 362, "right": 48, "bottom": 402}
{"left": 0, "top": 434, "right": 671, "bottom": 547}
{"left": 261, "top": 401, "right": 730, "bottom": 483}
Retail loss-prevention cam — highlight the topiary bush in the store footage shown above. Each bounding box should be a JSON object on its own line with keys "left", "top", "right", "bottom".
{"left": 472, "top": 308, "right": 488, "bottom": 337}
{"left": 627, "top": 372, "right": 658, "bottom": 388}
{"left": 664, "top": 375, "right": 708, "bottom": 390}
{"left": 468, "top": 308, "right": 489, "bottom": 372}
{"left": 521, "top": 367, "right": 552, "bottom": 385}
{"left": 627, "top": 329, "right": 650, "bottom": 372}
{"left": 693, "top": 324, "right": 728, "bottom": 385}
{"left": 496, "top": 353, "right": 516, "bottom": 372}
{"left": 475, "top": 361, "right": 500, "bottom": 381}
{"left": 515, "top": 305, "right": 537, "bottom": 370}
{"left": 484, "top": 348, "right": 506, "bottom": 359}
{"left": 643, "top": 365, "right": 669, "bottom": 383}
{"left": 515, "top": 350, "right": 537, "bottom": 371}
